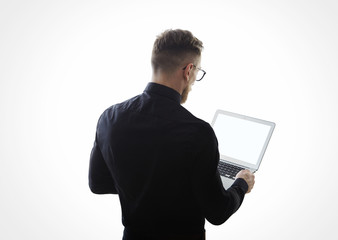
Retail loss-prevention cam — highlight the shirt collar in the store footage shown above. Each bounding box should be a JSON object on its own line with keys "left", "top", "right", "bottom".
{"left": 144, "top": 82, "right": 182, "bottom": 104}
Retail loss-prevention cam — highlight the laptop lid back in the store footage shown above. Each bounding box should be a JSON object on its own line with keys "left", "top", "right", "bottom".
{"left": 211, "top": 110, "right": 275, "bottom": 171}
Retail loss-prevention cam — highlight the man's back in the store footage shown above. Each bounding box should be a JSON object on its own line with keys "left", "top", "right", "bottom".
{"left": 94, "top": 83, "right": 214, "bottom": 234}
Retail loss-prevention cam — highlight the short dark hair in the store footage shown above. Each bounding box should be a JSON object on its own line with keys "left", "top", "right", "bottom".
{"left": 151, "top": 29, "right": 203, "bottom": 73}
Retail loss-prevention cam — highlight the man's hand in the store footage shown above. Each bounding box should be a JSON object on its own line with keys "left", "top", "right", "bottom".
{"left": 236, "top": 170, "right": 255, "bottom": 193}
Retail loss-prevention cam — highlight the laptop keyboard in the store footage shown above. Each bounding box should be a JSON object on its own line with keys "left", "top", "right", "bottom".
{"left": 218, "top": 161, "right": 245, "bottom": 180}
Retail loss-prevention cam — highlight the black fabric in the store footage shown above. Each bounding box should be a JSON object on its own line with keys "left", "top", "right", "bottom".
{"left": 123, "top": 228, "right": 205, "bottom": 240}
{"left": 89, "top": 82, "right": 248, "bottom": 239}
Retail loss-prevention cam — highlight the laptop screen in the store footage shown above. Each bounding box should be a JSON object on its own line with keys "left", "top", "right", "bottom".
{"left": 212, "top": 110, "right": 275, "bottom": 168}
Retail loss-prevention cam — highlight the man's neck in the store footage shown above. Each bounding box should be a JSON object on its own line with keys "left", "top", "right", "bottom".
{"left": 151, "top": 73, "right": 184, "bottom": 95}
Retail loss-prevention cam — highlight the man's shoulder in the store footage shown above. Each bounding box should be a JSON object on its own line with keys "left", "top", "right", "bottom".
{"left": 102, "top": 94, "right": 141, "bottom": 114}
{"left": 180, "top": 107, "right": 209, "bottom": 125}
{"left": 178, "top": 107, "right": 215, "bottom": 135}
{"left": 96, "top": 95, "right": 141, "bottom": 126}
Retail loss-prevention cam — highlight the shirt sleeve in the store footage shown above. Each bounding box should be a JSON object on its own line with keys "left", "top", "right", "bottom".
{"left": 191, "top": 123, "right": 248, "bottom": 225}
{"left": 88, "top": 122, "right": 118, "bottom": 194}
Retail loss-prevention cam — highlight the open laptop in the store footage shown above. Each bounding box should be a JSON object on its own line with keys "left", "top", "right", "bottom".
{"left": 211, "top": 110, "right": 275, "bottom": 189}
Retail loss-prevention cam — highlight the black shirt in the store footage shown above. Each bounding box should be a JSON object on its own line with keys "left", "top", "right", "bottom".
{"left": 89, "top": 82, "right": 248, "bottom": 238}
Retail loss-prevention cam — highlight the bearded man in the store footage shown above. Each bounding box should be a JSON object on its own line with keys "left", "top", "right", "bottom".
{"left": 89, "top": 29, "right": 254, "bottom": 240}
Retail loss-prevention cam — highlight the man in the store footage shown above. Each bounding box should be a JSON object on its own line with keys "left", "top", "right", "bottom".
{"left": 89, "top": 29, "right": 255, "bottom": 240}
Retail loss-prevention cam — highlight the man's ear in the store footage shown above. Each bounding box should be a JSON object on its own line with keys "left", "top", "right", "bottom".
{"left": 183, "top": 63, "right": 194, "bottom": 81}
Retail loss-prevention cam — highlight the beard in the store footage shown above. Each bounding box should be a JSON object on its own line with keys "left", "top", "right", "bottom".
{"left": 180, "top": 84, "right": 192, "bottom": 104}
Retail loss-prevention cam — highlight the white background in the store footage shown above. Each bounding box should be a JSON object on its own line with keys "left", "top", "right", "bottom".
{"left": 1, "top": 0, "right": 337, "bottom": 239}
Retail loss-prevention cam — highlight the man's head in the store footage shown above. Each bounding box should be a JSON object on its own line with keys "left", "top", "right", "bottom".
{"left": 151, "top": 29, "right": 203, "bottom": 74}
{"left": 151, "top": 29, "right": 204, "bottom": 103}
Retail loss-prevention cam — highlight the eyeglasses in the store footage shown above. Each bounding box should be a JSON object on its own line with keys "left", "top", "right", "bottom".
{"left": 182, "top": 64, "right": 206, "bottom": 81}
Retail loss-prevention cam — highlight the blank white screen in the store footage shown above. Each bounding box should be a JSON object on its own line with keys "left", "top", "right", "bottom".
{"left": 213, "top": 114, "right": 271, "bottom": 165}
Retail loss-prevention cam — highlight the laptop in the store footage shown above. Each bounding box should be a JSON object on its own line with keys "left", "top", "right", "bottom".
{"left": 211, "top": 110, "right": 275, "bottom": 189}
